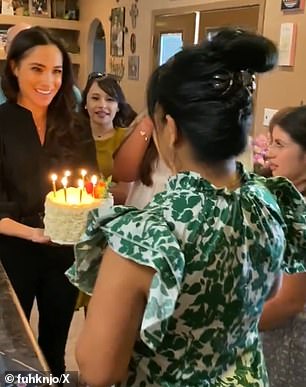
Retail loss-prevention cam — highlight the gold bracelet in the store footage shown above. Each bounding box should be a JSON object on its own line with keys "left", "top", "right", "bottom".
{"left": 140, "top": 130, "right": 149, "bottom": 142}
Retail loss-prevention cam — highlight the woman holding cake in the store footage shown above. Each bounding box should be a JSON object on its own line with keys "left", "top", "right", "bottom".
{"left": 67, "top": 29, "right": 306, "bottom": 386}
{"left": 80, "top": 73, "right": 137, "bottom": 204}
{"left": 0, "top": 27, "right": 96, "bottom": 377}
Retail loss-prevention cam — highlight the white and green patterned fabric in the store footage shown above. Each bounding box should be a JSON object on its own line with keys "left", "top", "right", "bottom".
{"left": 66, "top": 163, "right": 306, "bottom": 386}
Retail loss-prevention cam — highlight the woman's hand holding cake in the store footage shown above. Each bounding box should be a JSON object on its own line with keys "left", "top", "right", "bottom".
{"left": 31, "top": 228, "right": 51, "bottom": 244}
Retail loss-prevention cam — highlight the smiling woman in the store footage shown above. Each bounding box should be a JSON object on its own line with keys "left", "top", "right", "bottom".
{"left": 0, "top": 26, "right": 97, "bottom": 378}
{"left": 11, "top": 44, "right": 63, "bottom": 142}
{"left": 79, "top": 73, "right": 137, "bottom": 203}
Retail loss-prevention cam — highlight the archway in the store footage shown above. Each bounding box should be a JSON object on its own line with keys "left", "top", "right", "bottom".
{"left": 88, "top": 19, "right": 106, "bottom": 74}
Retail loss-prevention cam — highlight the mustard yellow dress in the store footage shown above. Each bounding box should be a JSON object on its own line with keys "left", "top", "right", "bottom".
{"left": 95, "top": 127, "right": 127, "bottom": 178}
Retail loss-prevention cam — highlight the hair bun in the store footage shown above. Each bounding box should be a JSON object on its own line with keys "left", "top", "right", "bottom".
{"left": 210, "top": 28, "right": 278, "bottom": 73}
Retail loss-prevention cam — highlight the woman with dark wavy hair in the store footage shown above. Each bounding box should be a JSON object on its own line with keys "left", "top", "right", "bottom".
{"left": 0, "top": 26, "right": 96, "bottom": 377}
{"left": 80, "top": 72, "right": 137, "bottom": 204}
{"left": 68, "top": 29, "right": 306, "bottom": 386}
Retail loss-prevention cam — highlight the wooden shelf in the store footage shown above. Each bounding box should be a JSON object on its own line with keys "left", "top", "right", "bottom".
{"left": 0, "top": 15, "right": 80, "bottom": 31}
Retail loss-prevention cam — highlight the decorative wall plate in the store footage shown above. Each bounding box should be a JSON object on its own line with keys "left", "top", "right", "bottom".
{"left": 130, "top": 32, "right": 136, "bottom": 53}
{"left": 281, "top": 0, "right": 305, "bottom": 10}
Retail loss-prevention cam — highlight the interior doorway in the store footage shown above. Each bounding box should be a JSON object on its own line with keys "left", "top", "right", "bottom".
{"left": 153, "top": 12, "right": 196, "bottom": 69}
{"left": 198, "top": 5, "right": 259, "bottom": 41}
{"left": 152, "top": 0, "right": 264, "bottom": 71}
{"left": 88, "top": 19, "right": 106, "bottom": 75}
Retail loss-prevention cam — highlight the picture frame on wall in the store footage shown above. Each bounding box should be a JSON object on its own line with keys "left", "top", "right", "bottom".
{"left": 0, "top": 30, "right": 7, "bottom": 48}
{"left": 110, "top": 7, "right": 125, "bottom": 57}
{"left": 281, "top": 0, "right": 305, "bottom": 11}
{"left": 1, "top": 0, "right": 14, "bottom": 15}
{"left": 29, "top": 0, "right": 51, "bottom": 17}
{"left": 278, "top": 22, "right": 297, "bottom": 66}
{"left": 128, "top": 55, "right": 139, "bottom": 80}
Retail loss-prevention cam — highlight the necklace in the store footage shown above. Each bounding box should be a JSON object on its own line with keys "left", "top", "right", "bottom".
{"left": 92, "top": 128, "right": 115, "bottom": 141}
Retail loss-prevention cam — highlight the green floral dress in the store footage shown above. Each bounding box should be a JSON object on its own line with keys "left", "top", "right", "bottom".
{"left": 66, "top": 164, "right": 306, "bottom": 386}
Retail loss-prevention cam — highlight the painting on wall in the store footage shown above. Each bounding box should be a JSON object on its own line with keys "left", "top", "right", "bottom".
{"left": 128, "top": 55, "right": 139, "bottom": 80}
{"left": 110, "top": 7, "right": 125, "bottom": 57}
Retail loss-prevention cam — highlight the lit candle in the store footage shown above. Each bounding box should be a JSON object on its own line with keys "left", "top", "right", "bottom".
{"left": 51, "top": 173, "right": 57, "bottom": 197}
{"left": 91, "top": 175, "right": 97, "bottom": 198}
{"left": 78, "top": 179, "right": 84, "bottom": 203}
{"left": 80, "top": 169, "right": 87, "bottom": 186}
{"left": 61, "top": 176, "right": 68, "bottom": 202}
{"left": 64, "top": 171, "right": 71, "bottom": 198}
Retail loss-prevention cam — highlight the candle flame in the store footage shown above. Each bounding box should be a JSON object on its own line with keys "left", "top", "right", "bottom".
{"left": 81, "top": 169, "right": 87, "bottom": 178}
{"left": 51, "top": 173, "right": 57, "bottom": 182}
{"left": 91, "top": 175, "right": 98, "bottom": 185}
{"left": 61, "top": 176, "right": 68, "bottom": 188}
{"left": 64, "top": 170, "right": 71, "bottom": 177}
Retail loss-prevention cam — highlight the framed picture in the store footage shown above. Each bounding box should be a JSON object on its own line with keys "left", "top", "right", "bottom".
{"left": 278, "top": 22, "right": 297, "bottom": 66}
{"left": 2, "top": 0, "right": 14, "bottom": 15}
{"left": 110, "top": 7, "right": 125, "bottom": 57}
{"left": 29, "top": 0, "right": 51, "bottom": 17}
{"left": 281, "top": 0, "right": 305, "bottom": 10}
{"left": 128, "top": 55, "right": 139, "bottom": 80}
{"left": 0, "top": 30, "right": 7, "bottom": 48}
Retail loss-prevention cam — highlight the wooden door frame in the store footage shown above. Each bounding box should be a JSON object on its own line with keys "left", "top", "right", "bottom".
{"left": 150, "top": 0, "right": 266, "bottom": 74}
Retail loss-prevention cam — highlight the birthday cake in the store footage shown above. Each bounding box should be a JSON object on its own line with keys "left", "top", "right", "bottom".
{"left": 44, "top": 180, "right": 113, "bottom": 245}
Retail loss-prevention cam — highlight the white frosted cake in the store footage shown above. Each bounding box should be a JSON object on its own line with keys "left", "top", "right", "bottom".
{"left": 44, "top": 187, "right": 113, "bottom": 244}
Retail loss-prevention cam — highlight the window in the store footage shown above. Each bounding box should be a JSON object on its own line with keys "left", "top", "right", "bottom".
{"left": 159, "top": 32, "right": 183, "bottom": 65}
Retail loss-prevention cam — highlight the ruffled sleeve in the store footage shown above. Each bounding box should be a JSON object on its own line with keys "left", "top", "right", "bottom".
{"left": 260, "top": 176, "right": 306, "bottom": 273}
{"left": 66, "top": 205, "right": 185, "bottom": 350}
